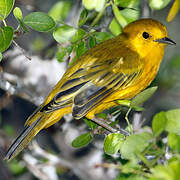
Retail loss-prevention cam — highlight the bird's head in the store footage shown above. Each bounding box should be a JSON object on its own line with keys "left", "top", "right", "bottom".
{"left": 122, "top": 19, "right": 176, "bottom": 58}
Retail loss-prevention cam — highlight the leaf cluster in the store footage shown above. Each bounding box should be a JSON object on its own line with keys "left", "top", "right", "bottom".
{"left": 72, "top": 87, "right": 180, "bottom": 180}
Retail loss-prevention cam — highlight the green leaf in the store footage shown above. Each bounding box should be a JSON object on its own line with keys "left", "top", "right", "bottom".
{"left": 132, "top": 106, "right": 145, "bottom": 111}
{"left": 109, "top": 18, "right": 122, "bottom": 36}
{"left": 120, "top": 132, "right": 152, "bottom": 159}
{"left": 82, "top": 0, "right": 105, "bottom": 12}
{"left": 94, "top": 32, "right": 114, "bottom": 43}
{"left": 104, "top": 133, "right": 125, "bottom": 155}
{"left": 120, "top": 8, "right": 140, "bottom": 23}
{"left": 168, "top": 133, "right": 180, "bottom": 153}
{"left": 150, "top": 159, "right": 180, "bottom": 180}
{"left": 83, "top": 118, "right": 98, "bottom": 130}
{"left": 116, "top": 99, "right": 131, "bottom": 107}
{"left": 0, "top": 52, "right": 2, "bottom": 61}
{"left": 83, "top": 0, "right": 96, "bottom": 10}
{"left": 71, "top": 29, "right": 86, "bottom": 43}
{"left": 95, "top": 0, "right": 105, "bottom": 12}
{"left": 72, "top": 132, "right": 92, "bottom": 148}
{"left": 152, "top": 111, "right": 167, "bottom": 136}
{"left": 116, "top": 99, "right": 145, "bottom": 111}
{"left": 13, "top": 7, "right": 23, "bottom": 21}
{"left": 53, "top": 25, "right": 76, "bottom": 43}
{"left": 24, "top": 12, "right": 56, "bottom": 32}
{"left": 149, "top": 0, "right": 171, "bottom": 10}
{"left": 76, "top": 40, "right": 87, "bottom": 58}
{"left": 56, "top": 47, "right": 66, "bottom": 62}
{"left": 0, "top": 26, "right": 14, "bottom": 53}
{"left": 114, "top": 0, "right": 139, "bottom": 8}
{"left": 66, "top": 45, "right": 73, "bottom": 55}
{"left": 78, "top": 9, "right": 88, "bottom": 27}
{"left": 165, "top": 109, "right": 180, "bottom": 134}
{"left": 120, "top": 159, "right": 140, "bottom": 174}
{"left": 13, "top": 7, "right": 28, "bottom": 32}
{"left": 0, "top": 0, "right": 15, "bottom": 20}
{"left": 89, "top": 36, "right": 96, "bottom": 48}
{"left": 112, "top": 3, "right": 128, "bottom": 28}
{"left": 48, "top": 1, "right": 71, "bottom": 22}
{"left": 131, "top": 86, "right": 158, "bottom": 107}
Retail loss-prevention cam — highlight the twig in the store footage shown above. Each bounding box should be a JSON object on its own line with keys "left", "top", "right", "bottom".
{"left": 89, "top": 2, "right": 111, "bottom": 30}
{"left": 23, "top": 141, "right": 93, "bottom": 180}
{"left": 0, "top": 73, "right": 41, "bottom": 105}
{"left": 12, "top": 40, "right": 31, "bottom": 61}
{"left": 95, "top": 162, "right": 121, "bottom": 169}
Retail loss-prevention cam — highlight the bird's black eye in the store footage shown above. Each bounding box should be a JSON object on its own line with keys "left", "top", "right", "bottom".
{"left": 142, "top": 32, "right": 149, "bottom": 39}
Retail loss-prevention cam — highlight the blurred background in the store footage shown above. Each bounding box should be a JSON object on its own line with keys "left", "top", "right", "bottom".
{"left": 0, "top": 0, "right": 179, "bottom": 179}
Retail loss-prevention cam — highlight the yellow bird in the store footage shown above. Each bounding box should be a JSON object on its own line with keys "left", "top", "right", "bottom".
{"left": 5, "top": 18, "right": 175, "bottom": 161}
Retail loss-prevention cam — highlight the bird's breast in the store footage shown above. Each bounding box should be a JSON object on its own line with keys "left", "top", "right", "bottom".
{"left": 104, "top": 61, "right": 161, "bottom": 102}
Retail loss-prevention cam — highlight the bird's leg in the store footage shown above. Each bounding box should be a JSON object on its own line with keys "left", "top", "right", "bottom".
{"left": 91, "top": 118, "right": 130, "bottom": 136}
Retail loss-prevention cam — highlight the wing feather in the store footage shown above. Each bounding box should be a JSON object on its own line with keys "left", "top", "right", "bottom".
{"left": 40, "top": 53, "right": 142, "bottom": 118}
{"left": 73, "top": 86, "right": 112, "bottom": 119}
{"left": 72, "top": 68, "right": 142, "bottom": 119}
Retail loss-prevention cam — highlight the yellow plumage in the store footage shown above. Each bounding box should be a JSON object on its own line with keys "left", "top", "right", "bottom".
{"left": 5, "top": 18, "right": 175, "bottom": 161}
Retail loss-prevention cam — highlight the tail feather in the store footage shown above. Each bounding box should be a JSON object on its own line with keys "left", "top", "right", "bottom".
{"left": 5, "top": 107, "right": 71, "bottom": 161}
{"left": 25, "top": 107, "right": 41, "bottom": 126}
{"left": 4, "top": 117, "right": 44, "bottom": 161}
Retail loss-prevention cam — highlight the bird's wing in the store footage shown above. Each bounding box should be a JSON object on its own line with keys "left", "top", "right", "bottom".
{"left": 72, "top": 55, "right": 143, "bottom": 119}
{"left": 40, "top": 52, "right": 143, "bottom": 119}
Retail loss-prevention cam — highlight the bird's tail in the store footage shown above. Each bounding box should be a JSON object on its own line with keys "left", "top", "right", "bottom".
{"left": 4, "top": 116, "right": 44, "bottom": 161}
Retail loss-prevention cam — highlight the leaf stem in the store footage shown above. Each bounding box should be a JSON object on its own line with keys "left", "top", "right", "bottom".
{"left": 125, "top": 108, "right": 133, "bottom": 134}
{"left": 137, "top": 153, "right": 151, "bottom": 170}
{"left": 2, "top": 20, "right": 7, "bottom": 26}
{"left": 89, "top": 2, "right": 111, "bottom": 30}
{"left": 71, "top": 31, "right": 97, "bottom": 46}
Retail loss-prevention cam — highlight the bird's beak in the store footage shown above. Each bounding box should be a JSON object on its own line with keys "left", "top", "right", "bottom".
{"left": 154, "top": 37, "right": 176, "bottom": 45}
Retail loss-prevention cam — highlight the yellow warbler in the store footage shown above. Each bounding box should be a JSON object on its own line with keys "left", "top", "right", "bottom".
{"left": 5, "top": 18, "right": 175, "bottom": 161}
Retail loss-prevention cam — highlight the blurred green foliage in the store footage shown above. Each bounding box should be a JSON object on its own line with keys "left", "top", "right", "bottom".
{"left": 8, "top": 159, "right": 27, "bottom": 175}
{"left": 48, "top": 0, "right": 72, "bottom": 22}
{"left": 0, "top": 52, "right": 2, "bottom": 61}
{"left": 3, "top": 124, "right": 15, "bottom": 136}
{"left": 150, "top": 158, "right": 180, "bottom": 180}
